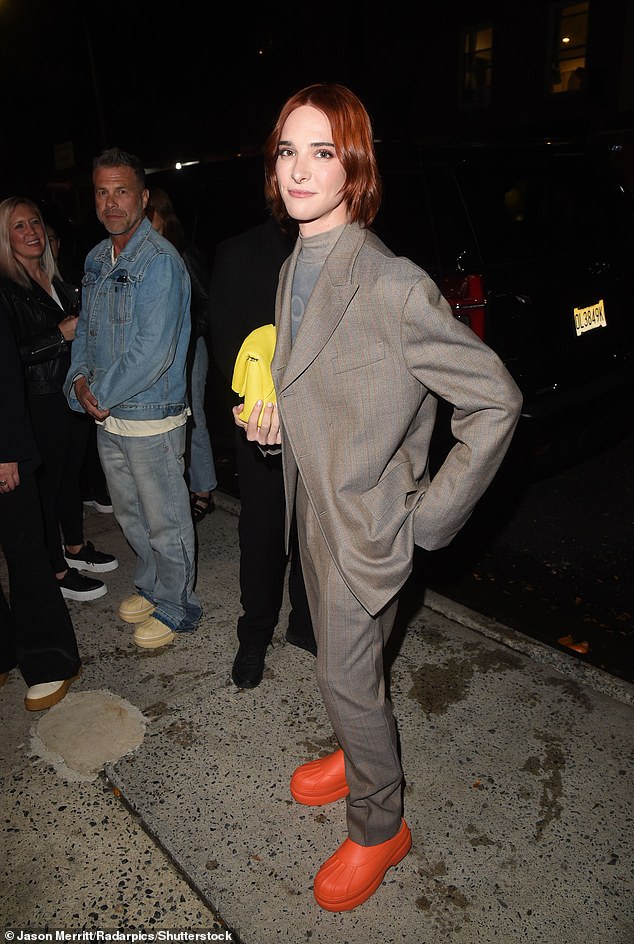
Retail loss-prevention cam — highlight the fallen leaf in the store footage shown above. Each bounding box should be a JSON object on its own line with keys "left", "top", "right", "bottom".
{"left": 558, "top": 634, "right": 590, "bottom": 654}
{"left": 570, "top": 641, "right": 590, "bottom": 653}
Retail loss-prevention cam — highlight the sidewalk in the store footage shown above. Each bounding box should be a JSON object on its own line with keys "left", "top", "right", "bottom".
{"left": 2, "top": 494, "right": 633, "bottom": 944}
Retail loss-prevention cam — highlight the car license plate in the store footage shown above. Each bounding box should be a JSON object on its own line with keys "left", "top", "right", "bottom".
{"left": 574, "top": 298, "right": 606, "bottom": 336}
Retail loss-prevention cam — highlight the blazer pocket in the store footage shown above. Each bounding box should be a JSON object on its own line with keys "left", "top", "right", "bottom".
{"left": 362, "top": 460, "right": 420, "bottom": 521}
{"left": 331, "top": 342, "right": 385, "bottom": 374}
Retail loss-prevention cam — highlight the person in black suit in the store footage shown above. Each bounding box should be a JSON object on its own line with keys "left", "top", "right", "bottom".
{"left": 0, "top": 304, "right": 82, "bottom": 711}
{"left": 208, "top": 216, "right": 316, "bottom": 688}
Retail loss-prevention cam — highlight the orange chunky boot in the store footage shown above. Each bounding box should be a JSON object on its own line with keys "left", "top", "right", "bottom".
{"left": 290, "top": 748, "right": 350, "bottom": 805}
{"left": 313, "top": 819, "right": 412, "bottom": 912}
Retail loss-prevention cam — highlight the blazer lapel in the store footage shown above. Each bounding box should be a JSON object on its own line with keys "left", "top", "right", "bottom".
{"left": 272, "top": 239, "right": 298, "bottom": 380}
{"left": 273, "top": 223, "right": 366, "bottom": 392}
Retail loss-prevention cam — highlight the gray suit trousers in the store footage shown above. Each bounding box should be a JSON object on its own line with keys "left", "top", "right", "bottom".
{"left": 296, "top": 477, "right": 403, "bottom": 846}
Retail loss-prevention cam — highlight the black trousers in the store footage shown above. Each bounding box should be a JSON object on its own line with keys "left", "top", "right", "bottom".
{"left": 59, "top": 410, "right": 92, "bottom": 542}
{"left": 28, "top": 392, "right": 89, "bottom": 573}
{"left": 0, "top": 473, "right": 81, "bottom": 686}
{"left": 80, "top": 417, "right": 110, "bottom": 502}
{"left": 235, "top": 428, "right": 314, "bottom": 649}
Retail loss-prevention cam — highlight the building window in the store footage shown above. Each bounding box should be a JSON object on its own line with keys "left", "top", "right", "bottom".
{"left": 549, "top": 1, "right": 589, "bottom": 93}
{"left": 461, "top": 25, "right": 493, "bottom": 106}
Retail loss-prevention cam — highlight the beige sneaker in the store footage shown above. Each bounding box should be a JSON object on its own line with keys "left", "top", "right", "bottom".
{"left": 133, "top": 617, "right": 176, "bottom": 649}
{"left": 25, "top": 669, "right": 81, "bottom": 711}
{"left": 119, "top": 594, "right": 155, "bottom": 624}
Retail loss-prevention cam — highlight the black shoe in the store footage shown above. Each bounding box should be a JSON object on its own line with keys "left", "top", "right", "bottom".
{"left": 58, "top": 567, "right": 107, "bottom": 601}
{"left": 64, "top": 540, "right": 118, "bottom": 573}
{"left": 190, "top": 492, "right": 215, "bottom": 523}
{"left": 232, "top": 643, "right": 267, "bottom": 689}
{"left": 285, "top": 630, "right": 317, "bottom": 656}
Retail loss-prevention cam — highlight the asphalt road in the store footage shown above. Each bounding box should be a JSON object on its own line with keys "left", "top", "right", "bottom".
{"left": 419, "top": 426, "right": 634, "bottom": 685}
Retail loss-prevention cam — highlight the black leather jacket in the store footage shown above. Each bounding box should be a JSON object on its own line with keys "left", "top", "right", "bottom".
{"left": 0, "top": 275, "right": 77, "bottom": 396}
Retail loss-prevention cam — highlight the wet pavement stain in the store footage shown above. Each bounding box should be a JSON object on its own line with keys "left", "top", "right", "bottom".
{"left": 416, "top": 862, "right": 471, "bottom": 933}
{"left": 164, "top": 718, "right": 198, "bottom": 746}
{"left": 409, "top": 656, "right": 474, "bottom": 714}
{"left": 143, "top": 701, "right": 177, "bottom": 722}
{"left": 465, "top": 642, "right": 524, "bottom": 674}
{"left": 408, "top": 644, "right": 523, "bottom": 715}
{"left": 543, "top": 676, "right": 594, "bottom": 711}
{"left": 465, "top": 823, "right": 498, "bottom": 848}
{"left": 521, "top": 730, "right": 565, "bottom": 840}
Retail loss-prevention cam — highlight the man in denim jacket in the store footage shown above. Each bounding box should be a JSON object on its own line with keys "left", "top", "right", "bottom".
{"left": 64, "top": 147, "right": 201, "bottom": 649}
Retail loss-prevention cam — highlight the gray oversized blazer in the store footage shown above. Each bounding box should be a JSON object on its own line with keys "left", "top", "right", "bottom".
{"left": 272, "top": 222, "right": 522, "bottom": 617}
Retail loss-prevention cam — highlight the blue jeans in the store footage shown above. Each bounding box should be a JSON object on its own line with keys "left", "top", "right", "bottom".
{"left": 97, "top": 424, "right": 202, "bottom": 633}
{"left": 188, "top": 337, "right": 217, "bottom": 494}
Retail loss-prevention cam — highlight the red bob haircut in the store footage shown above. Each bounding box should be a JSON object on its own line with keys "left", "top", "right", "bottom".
{"left": 264, "top": 83, "right": 382, "bottom": 229}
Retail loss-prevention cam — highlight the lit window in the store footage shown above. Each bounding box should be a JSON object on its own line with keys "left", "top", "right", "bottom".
{"left": 549, "top": 1, "right": 589, "bottom": 93}
{"left": 461, "top": 25, "right": 493, "bottom": 106}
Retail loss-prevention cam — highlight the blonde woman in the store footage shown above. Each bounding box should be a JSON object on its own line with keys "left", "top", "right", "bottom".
{"left": 0, "top": 197, "right": 117, "bottom": 601}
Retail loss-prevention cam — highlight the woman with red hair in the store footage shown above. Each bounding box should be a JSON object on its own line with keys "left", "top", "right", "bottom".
{"left": 237, "top": 83, "right": 522, "bottom": 912}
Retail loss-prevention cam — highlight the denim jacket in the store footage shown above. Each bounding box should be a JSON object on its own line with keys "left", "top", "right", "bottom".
{"left": 64, "top": 217, "right": 191, "bottom": 420}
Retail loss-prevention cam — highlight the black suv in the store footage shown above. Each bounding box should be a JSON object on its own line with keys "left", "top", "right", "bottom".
{"left": 373, "top": 138, "right": 634, "bottom": 473}
{"left": 150, "top": 138, "right": 634, "bottom": 479}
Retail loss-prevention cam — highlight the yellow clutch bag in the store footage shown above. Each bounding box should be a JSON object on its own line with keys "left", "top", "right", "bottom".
{"left": 231, "top": 324, "right": 277, "bottom": 425}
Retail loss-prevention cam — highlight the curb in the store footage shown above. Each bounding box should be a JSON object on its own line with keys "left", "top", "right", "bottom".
{"left": 423, "top": 588, "right": 634, "bottom": 708}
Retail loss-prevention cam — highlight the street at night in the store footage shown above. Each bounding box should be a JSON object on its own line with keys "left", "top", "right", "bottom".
{"left": 418, "top": 425, "right": 634, "bottom": 685}
{"left": 2, "top": 0, "right": 634, "bottom": 939}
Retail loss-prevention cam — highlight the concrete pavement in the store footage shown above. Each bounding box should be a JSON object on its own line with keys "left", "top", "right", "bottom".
{"left": 1, "top": 493, "right": 633, "bottom": 943}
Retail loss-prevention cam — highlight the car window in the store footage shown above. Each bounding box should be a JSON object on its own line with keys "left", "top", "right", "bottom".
{"left": 424, "top": 163, "right": 481, "bottom": 274}
{"left": 454, "top": 150, "right": 634, "bottom": 264}
{"left": 374, "top": 158, "right": 481, "bottom": 278}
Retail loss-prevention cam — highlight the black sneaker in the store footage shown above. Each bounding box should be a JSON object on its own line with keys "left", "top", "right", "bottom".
{"left": 64, "top": 541, "right": 118, "bottom": 573}
{"left": 58, "top": 567, "right": 107, "bottom": 602}
{"left": 231, "top": 643, "right": 267, "bottom": 689}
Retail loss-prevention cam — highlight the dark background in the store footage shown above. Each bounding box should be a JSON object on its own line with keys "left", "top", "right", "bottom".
{"left": 1, "top": 0, "right": 398, "bottom": 190}
{"left": 1, "top": 0, "right": 632, "bottom": 681}
{"left": 1, "top": 0, "right": 633, "bottom": 202}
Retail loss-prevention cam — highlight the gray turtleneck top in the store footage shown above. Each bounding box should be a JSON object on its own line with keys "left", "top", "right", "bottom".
{"left": 290, "top": 224, "right": 346, "bottom": 344}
